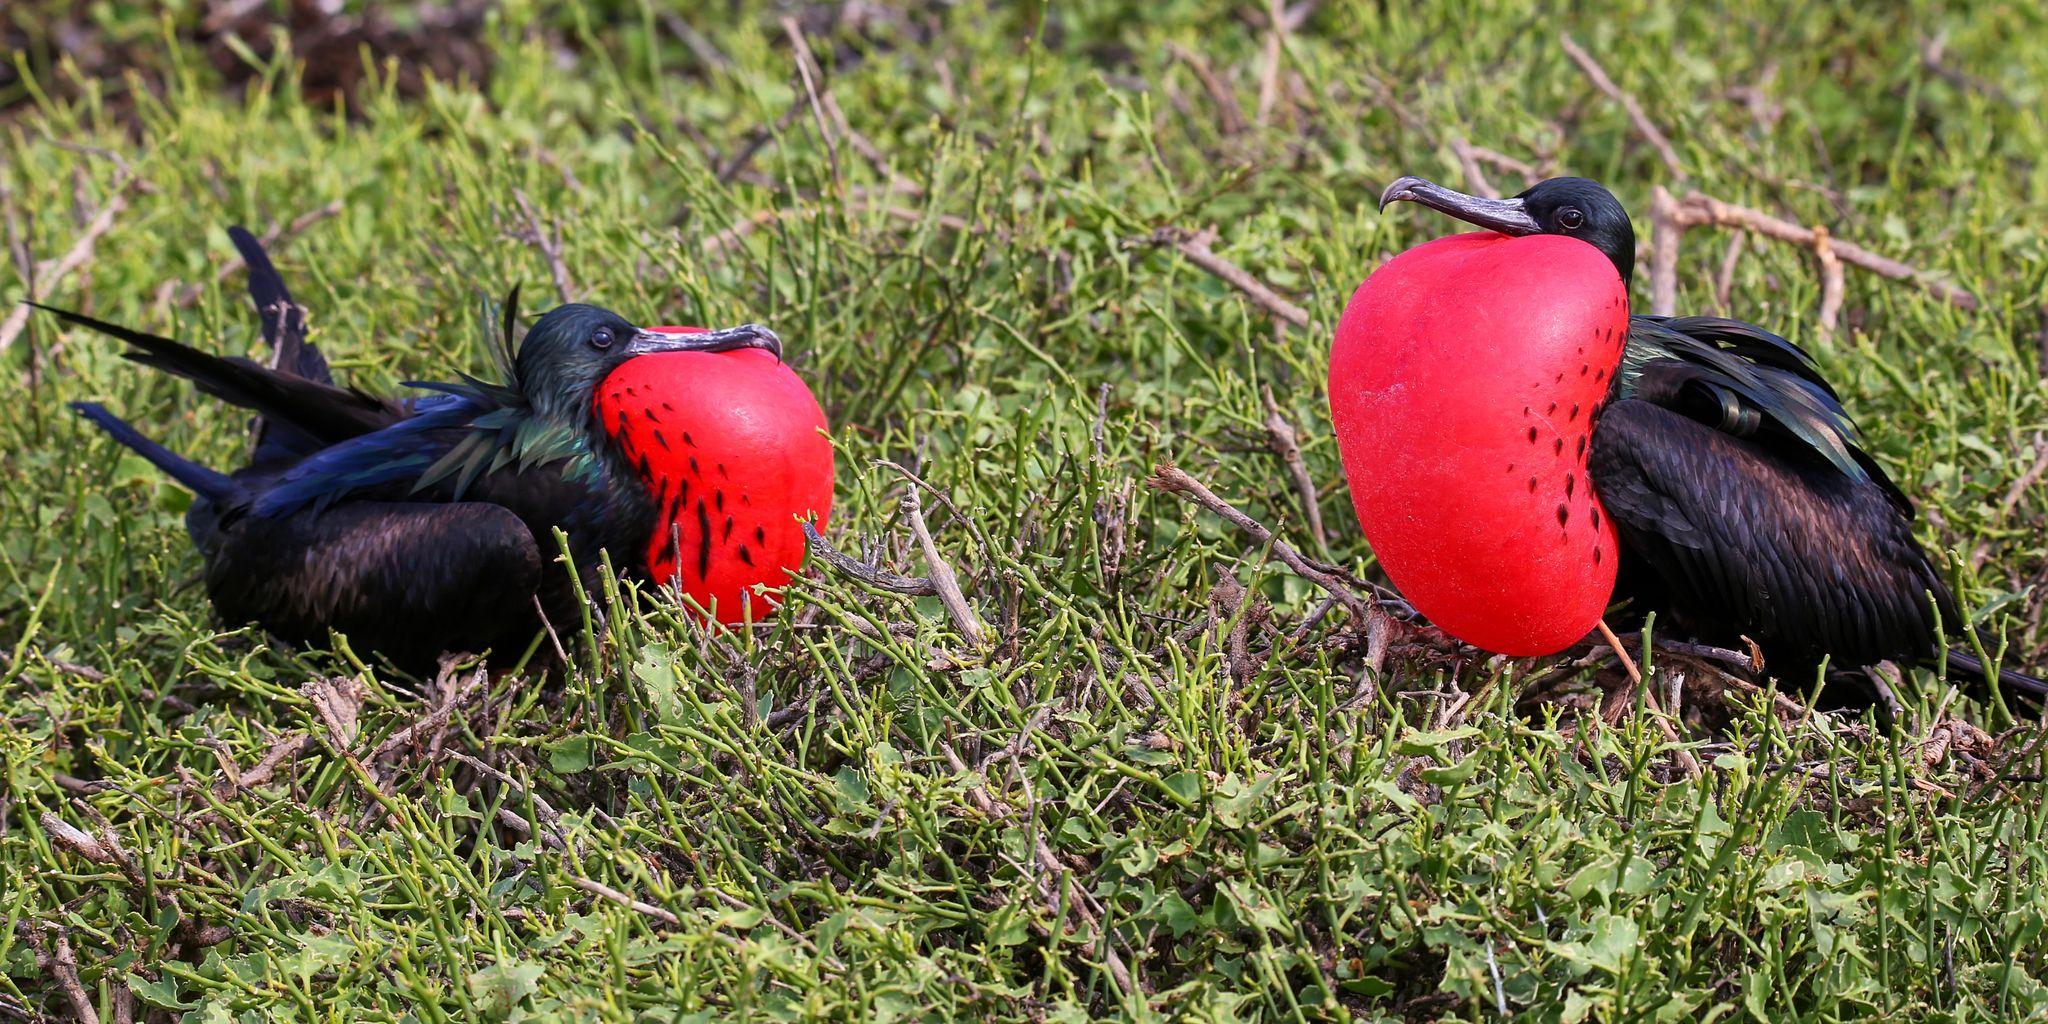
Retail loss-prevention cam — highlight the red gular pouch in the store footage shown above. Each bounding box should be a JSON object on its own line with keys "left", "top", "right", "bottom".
{"left": 1329, "top": 233, "right": 1628, "bottom": 656}
{"left": 594, "top": 327, "right": 833, "bottom": 624}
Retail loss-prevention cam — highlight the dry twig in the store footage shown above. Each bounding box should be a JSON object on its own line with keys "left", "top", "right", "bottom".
{"left": 1647, "top": 186, "right": 1976, "bottom": 319}
{"left": 803, "top": 520, "right": 939, "bottom": 595}
{"left": 1261, "top": 387, "right": 1329, "bottom": 557}
{"left": 1448, "top": 137, "right": 1500, "bottom": 200}
{"left": 1559, "top": 35, "right": 1686, "bottom": 179}
{"left": 1812, "top": 226, "right": 1844, "bottom": 339}
{"left": 1165, "top": 44, "right": 1246, "bottom": 135}
{"left": 1596, "top": 621, "right": 1703, "bottom": 779}
{"left": 902, "top": 488, "right": 987, "bottom": 647}
{"left": 571, "top": 876, "right": 682, "bottom": 926}
{"left": 0, "top": 171, "right": 137, "bottom": 351}
{"left": 513, "top": 188, "right": 573, "bottom": 303}
{"left": 1140, "top": 227, "right": 1310, "bottom": 328}
{"left": 1147, "top": 464, "right": 1377, "bottom": 632}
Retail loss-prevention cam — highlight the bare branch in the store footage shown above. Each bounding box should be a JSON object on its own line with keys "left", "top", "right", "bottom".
{"left": 1147, "top": 464, "right": 1374, "bottom": 625}
{"left": 1261, "top": 386, "right": 1328, "bottom": 557}
{"left": 1140, "top": 227, "right": 1310, "bottom": 328}
{"left": 1597, "top": 621, "right": 1703, "bottom": 779}
{"left": 902, "top": 488, "right": 986, "bottom": 647}
{"left": 1447, "top": 137, "right": 1499, "bottom": 200}
{"left": 1164, "top": 43, "right": 1247, "bottom": 135}
{"left": 0, "top": 171, "right": 135, "bottom": 351}
{"left": 802, "top": 520, "right": 939, "bottom": 596}
{"left": 513, "top": 188, "right": 573, "bottom": 303}
{"left": 1560, "top": 35, "right": 1686, "bottom": 179}
{"left": 570, "top": 876, "right": 682, "bottom": 926}
{"left": 779, "top": 16, "right": 892, "bottom": 191}
{"left": 1813, "top": 226, "right": 1844, "bottom": 339}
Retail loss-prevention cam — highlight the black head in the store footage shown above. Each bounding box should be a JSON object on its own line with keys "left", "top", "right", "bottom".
{"left": 1379, "top": 175, "right": 1636, "bottom": 286}
{"left": 514, "top": 303, "right": 783, "bottom": 420}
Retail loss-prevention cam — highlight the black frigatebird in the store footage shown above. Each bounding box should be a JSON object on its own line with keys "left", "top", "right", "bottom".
{"left": 41, "top": 229, "right": 832, "bottom": 675}
{"left": 1334, "top": 175, "right": 2045, "bottom": 704}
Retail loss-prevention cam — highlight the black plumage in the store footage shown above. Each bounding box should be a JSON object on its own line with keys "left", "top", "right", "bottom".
{"left": 1379, "top": 176, "right": 2045, "bottom": 704}
{"left": 45, "top": 228, "right": 781, "bottom": 676}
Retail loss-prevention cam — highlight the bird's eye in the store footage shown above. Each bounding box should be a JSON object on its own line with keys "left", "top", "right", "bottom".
{"left": 591, "top": 326, "right": 615, "bottom": 349}
{"left": 1557, "top": 207, "right": 1585, "bottom": 230}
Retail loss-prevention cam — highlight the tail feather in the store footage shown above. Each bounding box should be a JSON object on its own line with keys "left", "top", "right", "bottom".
{"left": 28, "top": 301, "right": 399, "bottom": 445}
{"left": 70, "top": 402, "right": 233, "bottom": 501}
{"left": 1946, "top": 649, "right": 2048, "bottom": 711}
{"left": 226, "top": 226, "right": 331, "bottom": 384}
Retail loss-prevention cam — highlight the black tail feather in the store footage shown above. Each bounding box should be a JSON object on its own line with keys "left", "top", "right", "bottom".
{"left": 27, "top": 301, "right": 398, "bottom": 445}
{"left": 226, "top": 226, "right": 331, "bottom": 384}
{"left": 70, "top": 402, "right": 233, "bottom": 500}
{"left": 1946, "top": 649, "right": 2048, "bottom": 711}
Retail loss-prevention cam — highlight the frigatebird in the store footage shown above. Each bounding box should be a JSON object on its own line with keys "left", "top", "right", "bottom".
{"left": 1334, "top": 175, "right": 2045, "bottom": 703}
{"left": 40, "top": 228, "right": 832, "bottom": 675}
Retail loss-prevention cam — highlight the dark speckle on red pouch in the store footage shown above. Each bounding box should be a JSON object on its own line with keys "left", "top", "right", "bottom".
{"left": 714, "top": 491, "right": 724, "bottom": 513}
{"left": 723, "top": 515, "right": 734, "bottom": 542}
{"left": 1591, "top": 507, "right": 1601, "bottom": 529}
{"left": 643, "top": 408, "right": 659, "bottom": 423}
{"left": 1594, "top": 546, "right": 1604, "bottom": 564}
{"left": 652, "top": 429, "right": 669, "bottom": 451}
{"left": 684, "top": 432, "right": 696, "bottom": 448}
{"left": 689, "top": 456, "right": 701, "bottom": 476}
{"left": 717, "top": 463, "right": 730, "bottom": 480}
{"left": 1569, "top": 404, "right": 1580, "bottom": 421}
{"left": 1556, "top": 504, "right": 1569, "bottom": 527}
{"left": 1528, "top": 427, "right": 1539, "bottom": 443}
{"left": 1565, "top": 474, "right": 1576, "bottom": 497}
{"left": 662, "top": 401, "right": 674, "bottom": 412}
{"left": 1528, "top": 476, "right": 1538, "bottom": 492}
{"left": 1552, "top": 438, "right": 1564, "bottom": 455}
{"left": 695, "top": 500, "right": 712, "bottom": 580}
{"left": 754, "top": 525, "right": 766, "bottom": 544}
{"left": 738, "top": 546, "right": 754, "bottom": 567}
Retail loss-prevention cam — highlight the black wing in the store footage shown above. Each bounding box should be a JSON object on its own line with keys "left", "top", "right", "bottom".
{"left": 1590, "top": 397, "right": 1956, "bottom": 675}
{"left": 1623, "top": 315, "right": 1912, "bottom": 513}
{"left": 30, "top": 302, "right": 404, "bottom": 447}
{"left": 204, "top": 500, "right": 546, "bottom": 675}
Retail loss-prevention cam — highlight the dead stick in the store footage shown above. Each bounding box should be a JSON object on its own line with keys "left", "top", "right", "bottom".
{"left": 1148, "top": 464, "right": 1370, "bottom": 623}
{"left": 570, "top": 876, "right": 682, "bottom": 926}
{"left": 1673, "top": 191, "right": 1976, "bottom": 309}
{"left": 1255, "top": 0, "right": 1288, "bottom": 127}
{"left": 1560, "top": 34, "right": 1686, "bottom": 179}
{"left": 781, "top": 16, "right": 843, "bottom": 190}
{"left": 1813, "top": 226, "right": 1844, "bottom": 339}
{"left": 1164, "top": 43, "right": 1247, "bottom": 135}
{"left": 1448, "top": 137, "right": 1499, "bottom": 200}
{"left": 47, "top": 929, "right": 101, "bottom": 1024}
{"left": 0, "top": 174, "right": 132, "bottom": 351}
{"left": 802, "top": 520, "right": 939, "bottom": 596}
{"left": 512, "top": 189, "right": 573, "bottom": 303}
{"left": 1261, "top": 386, "right": 1329, "bottom": 557}
{"left": 1144, "top": 227, "right": 1310, "bottom": 328}
{"left": 1597, "top": 621, "right": 1703, "bottom": 779}
{"left": 1647, "top": 187, "right": 1686, "bottom": 318}
{"left": 902, "top": 489, "right": 986, "bottom": 646}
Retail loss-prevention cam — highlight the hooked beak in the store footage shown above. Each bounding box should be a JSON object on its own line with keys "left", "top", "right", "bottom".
{"left": 625, "top": 323, "right": 784, "bottom": 362}
{"left": 1378, "top": 175, "right": 1542, "bottom": 236}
